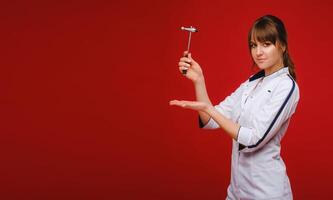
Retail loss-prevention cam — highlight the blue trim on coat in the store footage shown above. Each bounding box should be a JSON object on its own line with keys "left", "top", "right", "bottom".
{"left": 239, "top": 74, "right": 296, "bottom": 150}
{"left": 249, "top": 70, "right": 265, "bottom": 82}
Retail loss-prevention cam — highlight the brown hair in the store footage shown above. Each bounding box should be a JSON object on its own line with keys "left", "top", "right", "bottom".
{"left": 248, "top": 15, "right": 296, "bottom": 81}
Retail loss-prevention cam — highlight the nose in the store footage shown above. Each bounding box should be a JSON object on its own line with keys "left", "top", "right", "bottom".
{"left": 255, "top": 45, "right": 263, "bottom": 56}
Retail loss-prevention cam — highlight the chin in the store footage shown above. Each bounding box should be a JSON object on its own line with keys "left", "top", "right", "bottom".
{"left": 256, "top": 64, "right": 268, "bottom": 70}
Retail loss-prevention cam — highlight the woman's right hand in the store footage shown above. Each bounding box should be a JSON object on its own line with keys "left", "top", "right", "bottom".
{"left": 178, "top": 51, "right": 204, "bottom": 83}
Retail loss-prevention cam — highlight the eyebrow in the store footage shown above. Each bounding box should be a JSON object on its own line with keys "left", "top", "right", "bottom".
{"left": 250, "top": 40, "right": 272, "bottom": 44}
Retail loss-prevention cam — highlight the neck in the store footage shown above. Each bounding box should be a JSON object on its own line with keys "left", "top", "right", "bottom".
{"left": 264, "top": 60, "right": 284, "bottom": 76}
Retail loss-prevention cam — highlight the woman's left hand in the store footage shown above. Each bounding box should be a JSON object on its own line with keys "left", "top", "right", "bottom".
{"left": 169, "top": 100, "right": 210, "bottom": 112}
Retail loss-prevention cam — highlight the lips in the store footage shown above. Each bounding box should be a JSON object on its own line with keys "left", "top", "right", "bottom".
{"left": 256, "top": 58, "right": 266, "bottom": 63}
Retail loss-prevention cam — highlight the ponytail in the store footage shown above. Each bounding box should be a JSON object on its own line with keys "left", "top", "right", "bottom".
{"left": 283, "top": 50, "right": 296, "bottom": 81}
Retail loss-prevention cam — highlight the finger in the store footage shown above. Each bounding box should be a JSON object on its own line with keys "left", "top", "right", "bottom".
{"left": 172, "top": 100, "right": 190, "bottom": 105}
{"left": 183, "top": 51, "right": 189, "bottom": 57}
{"left": 179, "top": 66, "right": 189, "bottom": 73}
{"left": 187, "top": 53, "right": 195, "bottom": 63}
{"left": 178, "top": 61, "right": 190, "bottom": 68}
{"left": 179, "top": 57, "right": 192, "bottom": 63}
{"left": 169, "top": 100, "right": 177, "bottom": 104}
{"left": 169, "top": 100, "right": 181, "bottom": 106}
{"left": 179, "top": 66, "right": 189, "bottom": 70}
{"left": 169, "top": 100, "right": 187, "bottom": 107}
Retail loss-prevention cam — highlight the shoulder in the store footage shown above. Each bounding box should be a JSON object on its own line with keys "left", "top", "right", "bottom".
{"left": 274, "top": 74, "right": 300, "bottom": 101}
{"left": 279, "top": 74, "right": 298, "bottom": 92}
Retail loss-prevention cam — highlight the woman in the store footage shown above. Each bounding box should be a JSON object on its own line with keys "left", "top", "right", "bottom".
{"left": 170, "top": 15, "right": 299, "bottom": 200}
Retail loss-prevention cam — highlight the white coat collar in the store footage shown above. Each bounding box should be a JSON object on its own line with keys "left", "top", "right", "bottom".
{"left": 249, "top": 67, "right": 289, "bottom": 82}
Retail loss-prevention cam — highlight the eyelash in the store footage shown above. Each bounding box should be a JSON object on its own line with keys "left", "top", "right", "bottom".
{"left": 250, "top": 43, "right": 257, "bottom": 48}
{"left": 250, "top": 42, "right": 272, "bottom": 48}
{"left": 263, "top": 42, "right": 271, "bottom": 47}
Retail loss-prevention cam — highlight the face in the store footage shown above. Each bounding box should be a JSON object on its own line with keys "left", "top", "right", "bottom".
{"left": 250, "top": 39, "right": 284, "bottom": 72}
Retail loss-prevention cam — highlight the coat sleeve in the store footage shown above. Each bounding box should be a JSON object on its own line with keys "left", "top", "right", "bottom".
{"left": 200, "top": 81, "right": 246, "bottom": 129}
{"left": 237, "top": 77, "right": 300, "bottom": 152}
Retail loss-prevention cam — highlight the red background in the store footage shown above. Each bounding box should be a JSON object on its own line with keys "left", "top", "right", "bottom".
{"left": 1, "top": 0, "right": 332, "bottom": 199}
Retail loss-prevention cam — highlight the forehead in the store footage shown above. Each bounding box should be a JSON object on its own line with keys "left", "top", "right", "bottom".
{"left": 250, "top": 25, "right": 277, "bottom": 43}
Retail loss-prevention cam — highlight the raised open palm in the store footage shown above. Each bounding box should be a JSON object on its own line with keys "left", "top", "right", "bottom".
{"left": 169, "top": 100, "right": 208, "bottom": 112}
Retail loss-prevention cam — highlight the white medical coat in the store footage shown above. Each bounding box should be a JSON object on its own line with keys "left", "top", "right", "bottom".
{"left": 201, "top": 67, "right": 300, "bottom": 200}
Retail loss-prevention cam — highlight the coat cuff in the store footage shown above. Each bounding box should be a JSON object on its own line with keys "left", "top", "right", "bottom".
{"left": 237, "top": 126, "right": 252, "bottom": 146}
{"left": 198, "top": 116, "right": 217, "bottom": 129}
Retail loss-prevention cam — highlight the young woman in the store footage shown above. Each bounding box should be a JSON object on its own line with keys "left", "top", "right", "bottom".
{"left": 170, "top": 15, "right": 299, "bottom": 200}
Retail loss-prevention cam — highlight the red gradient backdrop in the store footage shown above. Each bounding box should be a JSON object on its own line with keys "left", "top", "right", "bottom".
{"left": 1, "top": 0, "right": 332, "bottom": 199}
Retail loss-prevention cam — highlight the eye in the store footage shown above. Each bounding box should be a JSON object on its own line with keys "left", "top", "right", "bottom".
{"left": 263, "top": 42, "right": 272, "bottom": 47}
{"left": 250, "top": 43, "right": 257, "bottom": 48}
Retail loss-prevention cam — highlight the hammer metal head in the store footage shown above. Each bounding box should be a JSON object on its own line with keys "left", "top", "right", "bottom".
{"left": 181, "top": 26, "right": 198, "bottom": 32}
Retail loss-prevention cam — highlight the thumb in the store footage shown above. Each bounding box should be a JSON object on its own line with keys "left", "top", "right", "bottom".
{"left": 188, "top": 53, "right": 196, "bottom": 63}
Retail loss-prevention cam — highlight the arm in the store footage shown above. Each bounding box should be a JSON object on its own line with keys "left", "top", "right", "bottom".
{"left": 237, "top": 77, "right": 299, "bottom": 152}
{"left": 176, "top": 51, "right": 246, "bottom": 129}
{"left": 169, "top": 100, "right": 240, "bottom": 140}
{"left": 169, "top": 76, "right": 299, "bottom": 149}
{"left": 178, "top": 52, "right": 212, "bottom": 125}
{"left": 205, "top": 105, "right": 240, "bottom": 139}
{"left": 194, "top": 76, "right": 212, "bottom": 125}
